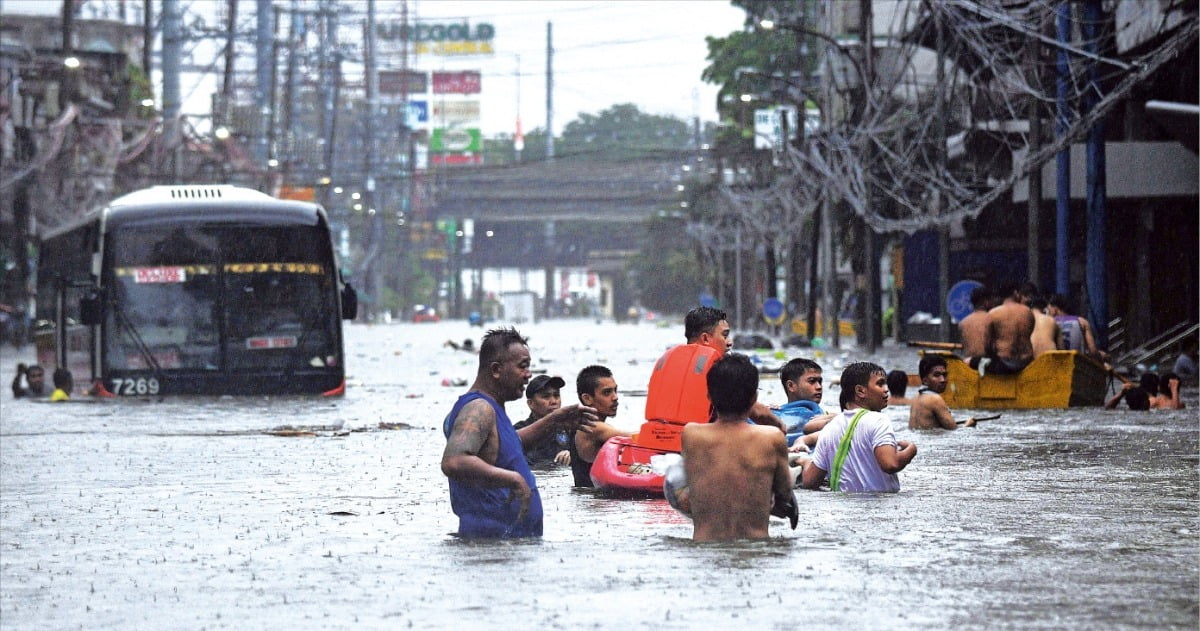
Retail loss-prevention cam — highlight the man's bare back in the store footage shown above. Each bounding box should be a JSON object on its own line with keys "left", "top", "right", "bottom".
{"left": 681, "top": 421, "right": 792, "bottom": 542}
{"left": 958, "top": 310, "right": 991, "bottom": 361}
{"left": 1030, "top": 311, "right": 1061, "bottom": 357}
{"left": 988, "top": 299, "right": 1035, "bottom": 365}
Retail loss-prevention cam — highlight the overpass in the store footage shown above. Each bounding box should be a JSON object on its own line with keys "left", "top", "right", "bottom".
{"left": 427, "top": 154, "right": 693, "bottom": 317}
{"left": 430, "top": 155, "right": 689, "bottom": 224}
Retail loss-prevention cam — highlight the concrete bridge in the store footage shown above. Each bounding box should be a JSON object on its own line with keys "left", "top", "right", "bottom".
{"left": 428, "top": 154, "right": 692, "bottom": 317}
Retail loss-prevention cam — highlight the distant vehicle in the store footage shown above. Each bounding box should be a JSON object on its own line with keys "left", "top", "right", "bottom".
{"left": 35, "top": 185, "right": 357, "bottom": 396}
{"left": 412, "top": 305, "right": 440, "bottom": 323}
{"left": 501, "top": 291, "right": 536, "bottom": 324}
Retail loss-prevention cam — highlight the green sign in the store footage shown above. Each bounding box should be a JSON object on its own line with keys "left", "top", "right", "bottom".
{"left": 430, "top": 128, "right": 482, "bottom": 153}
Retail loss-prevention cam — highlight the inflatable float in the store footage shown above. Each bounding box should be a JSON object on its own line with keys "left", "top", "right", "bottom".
{"left": 590, "top": 343, "right": 719, "bottom": 496}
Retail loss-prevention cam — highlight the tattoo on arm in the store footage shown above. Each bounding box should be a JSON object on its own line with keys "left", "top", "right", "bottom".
{"left": 446, "top": 402, "right": 494, "bottom": 457}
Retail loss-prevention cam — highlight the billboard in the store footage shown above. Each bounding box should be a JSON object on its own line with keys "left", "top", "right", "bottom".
{"left": 430, "top": 128, "right": 482, "bottom": 153}
{"left": 431, "top": 100, "right": 480, "bottom": 125}
{"left": 432, "top": 71, "right": 481, "bottom": 94}
{"left": 377, "top": 21, "right": 495, "bottom": 56}
{"left": 379, "top": 70, "right": 427, "bottom": 95}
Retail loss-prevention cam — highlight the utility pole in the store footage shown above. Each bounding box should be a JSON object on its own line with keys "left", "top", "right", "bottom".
{"left": 859, "top": 0, "right": 880, "bottom": 352}
{"left": 1026, "top": 7, "right": 1043, "bottom": 288}
{"left": 1082, "top": 0, "right": 1108, "bottom": 348}
{"left": 820, "top": 1, "right": 837, "bottom": 349}
{"left": 220, "top": 0, "right": 236, "bottom": 126}
{"left": 935, "top": 1, "right": 951, "bottom": 343}
{"left": 543, "top": 21, "right": 555, "bottom": 319}
{"left": 1054, "top": 3, "right": 1071, "bottom": 295}
{"left": 142, "top": 0, "right": 152, "bottom": 82}
{"left": 162, "top": 0, "right": 182, "bottom": 181}
{"left": 362, "top": 0, "right": 382, "bottom": 319}
{"left": 268, "top": 4, "right": 282, "bottom": 173}
{"left": 254, "top": 0, "right": 273, "bottom": 167}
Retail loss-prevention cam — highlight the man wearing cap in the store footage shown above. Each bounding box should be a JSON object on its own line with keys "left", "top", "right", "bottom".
{"left": 513, "top": 375, "right": 572, "bottom": 466}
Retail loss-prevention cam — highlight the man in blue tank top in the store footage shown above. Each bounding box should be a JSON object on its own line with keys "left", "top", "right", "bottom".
{"left": 441, "top": 327, "right": 597, "bottom": 538}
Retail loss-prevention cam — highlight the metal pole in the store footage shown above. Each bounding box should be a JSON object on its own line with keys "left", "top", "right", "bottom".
{"left": 1082, "top": 0, "right": 1107, "bottom": 349}
{"left": 220, "top": 0, "right": 237, "bottom": 125}
{"left": 820, "top": 0, "right": 837, "bottom": 348}
{"left": 546, "top": 22, "right": 554, "bottom": 160}
{"left": 1055, "top": 3, "right": 1071, "bottom": 295}
{"left": 254, "top": 0, "right": 273, "bottom": 166}
{"left": 934, "top": 1, "right": 951, "bottom": 342}
{"left": 735, "top": 224, "right": 744, "bottom": 332}
{"left": 1026, "top": 13, "right": 1043, "bottom": 287}
{"left": 142, "top": 0, "right": 152, "bottom": 78}
{"left": 162, "top": 0, "right": 182, "bottom": 181}
{"left": 860, "top": 0, "right": 879, "bottom": 353}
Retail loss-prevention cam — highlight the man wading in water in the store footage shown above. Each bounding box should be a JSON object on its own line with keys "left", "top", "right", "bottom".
{"left": 441, "top": 327, "right": 597, "bottom": 538}
{"left": 800, "top": 362, "right": 917, "bottom": 492}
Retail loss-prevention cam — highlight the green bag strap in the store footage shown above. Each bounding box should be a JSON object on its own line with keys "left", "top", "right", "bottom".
{"left": 829, "top": 408, "right": 869, "bottom": 492}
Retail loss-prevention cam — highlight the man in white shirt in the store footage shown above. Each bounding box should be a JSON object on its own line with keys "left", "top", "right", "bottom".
{"left": 800, "top": 362, "right": 917, "bottom": 493}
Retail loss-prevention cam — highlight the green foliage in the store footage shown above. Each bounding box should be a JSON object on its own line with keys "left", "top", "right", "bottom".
{"left": 628, "top": 213, "right": 707, "bottom": 314}
{"left": 557, "top": 103, "right": 692, "bottom": 160}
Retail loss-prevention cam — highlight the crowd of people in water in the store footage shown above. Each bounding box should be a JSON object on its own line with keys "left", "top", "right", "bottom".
{"left": 437, "top": 300, "right": 1195, "bottom": 542}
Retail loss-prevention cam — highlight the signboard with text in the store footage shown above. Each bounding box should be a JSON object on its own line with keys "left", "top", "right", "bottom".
{"left": 432, "top": 100, "right": 480, "bottom": 124}
{"left": 430, "top": 128, "right": 482, "bottom": 153}
{"left": 379, "top": 70, "right": 427, "bottom": 95}
{"left": 377, "top": 21, "right": 495, "bottom": 56}
{"left": 754, "top": 105, "right": 798, "bottom": 150}
{"left": 432, "top": 71, "right": 482, "bottom": 94}
{"left": 405, "top": 101, "right": 428, "bottom": 126}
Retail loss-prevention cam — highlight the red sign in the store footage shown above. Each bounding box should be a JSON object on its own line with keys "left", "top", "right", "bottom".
{"left": 431, "top": 153, "right": 483, "bottom": 166}
{"left": 432, "top": 71, "right": 481, "bottom": 94}
{"left": 134, "top": 266, "right": 186, "bottom": 284}
{"left": 245, "top": 336, "right": 298, "bottom": 350}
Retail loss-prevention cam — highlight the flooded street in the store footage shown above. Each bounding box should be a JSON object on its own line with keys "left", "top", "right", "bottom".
{"left": 1, "top": 319, "right": 1197, "bottom": 629}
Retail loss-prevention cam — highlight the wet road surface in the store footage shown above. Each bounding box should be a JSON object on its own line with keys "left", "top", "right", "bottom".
{"left": 2, "top": 320, "right": 1197, "bottom": 629}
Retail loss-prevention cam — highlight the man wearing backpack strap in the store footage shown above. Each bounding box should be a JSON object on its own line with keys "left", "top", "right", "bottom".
{"left": 800, "top": 362, "right": 917, "bottom": 493}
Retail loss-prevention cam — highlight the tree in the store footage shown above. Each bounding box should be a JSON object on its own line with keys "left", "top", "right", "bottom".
{"left": 558, "top": 103, "right": 692, "bottom": 160}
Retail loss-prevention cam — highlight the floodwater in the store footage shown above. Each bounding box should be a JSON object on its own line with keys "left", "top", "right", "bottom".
{"left": 1, "top": 319, "right": 1196, "bottom": 629}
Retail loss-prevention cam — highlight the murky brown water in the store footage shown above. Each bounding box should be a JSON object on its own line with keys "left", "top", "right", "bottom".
{"left": 2, "top": 320, "right": 1197, "bottom": 629}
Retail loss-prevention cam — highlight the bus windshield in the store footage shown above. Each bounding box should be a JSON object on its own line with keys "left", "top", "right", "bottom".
{"left": 106, "top": 224, "right": 339, "bottom": 374}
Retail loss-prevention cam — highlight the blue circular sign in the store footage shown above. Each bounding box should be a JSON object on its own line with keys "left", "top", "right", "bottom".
{"left": 699, "top": 292, "right": 717, "bottom": 308}
{"left": 762, "top": 297, "right": 785, "bottom": 324}
{"left": 947, "top": 280, "right": 983, "bottom": 323}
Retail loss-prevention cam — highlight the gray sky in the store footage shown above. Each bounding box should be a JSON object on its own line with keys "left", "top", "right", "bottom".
{"left": 402, "top": 0, "right": 747, "bottom": 135}
{"left": 8, "top": 0, "right": 748, "bottom": 136}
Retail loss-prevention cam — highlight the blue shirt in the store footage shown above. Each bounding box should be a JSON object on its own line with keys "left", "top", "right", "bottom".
{"left": 778, "top": 399, "right": 824, "bottom": 446}
{"left": 443, "top": 392, "right": 544, "bottom": 538}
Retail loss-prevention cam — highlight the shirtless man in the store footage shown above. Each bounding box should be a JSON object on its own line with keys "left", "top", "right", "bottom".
{"left": 440, "top": 328, "right": 597, "bottom": 538}
{"left": 986, "top": 283, "right": 1035, "bottom": 374}
{"left": 909, "top": 355, "right": 976, "bottom": 430}
{"left": 678, "top": 353, "right": 797, "bottom": 541}
{"left": 568, "top": 365, "right": 633, "bottom": 488}
{"left": 1028, "top": 295, "right": 1062, "bottom": 358}
{"left": 958, "top": 286, "right": 992, "bottom": 368}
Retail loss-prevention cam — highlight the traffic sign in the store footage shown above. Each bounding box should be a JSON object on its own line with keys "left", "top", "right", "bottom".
{"left": 947, "top": 280, "right": 983, "bottom": 323}
{"left": 762, "top": 297, "right": 785, "bottom": 326}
